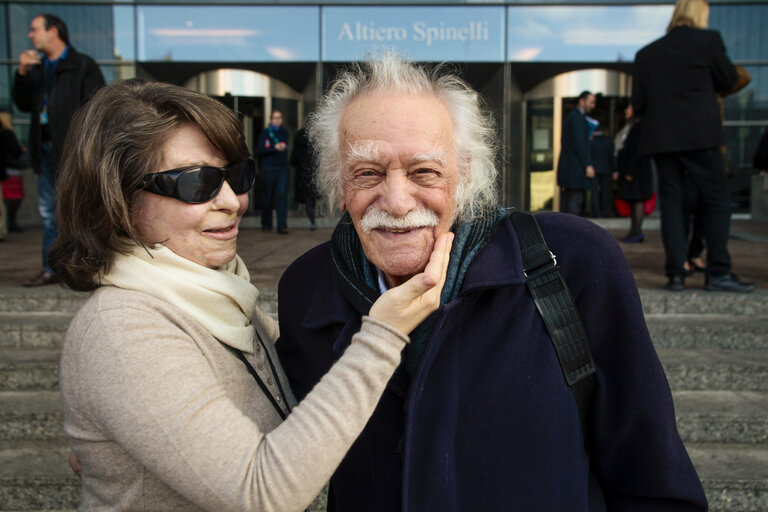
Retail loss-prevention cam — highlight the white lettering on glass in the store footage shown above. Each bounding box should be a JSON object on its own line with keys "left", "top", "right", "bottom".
{"left": 412, "top": 21, "right": 489, "bottom": 46}
{"left": 337, "top": 21, "right": 407, "bottom": 41}
{"left": 337, "top": 20, "right": 489, "bottom": 46}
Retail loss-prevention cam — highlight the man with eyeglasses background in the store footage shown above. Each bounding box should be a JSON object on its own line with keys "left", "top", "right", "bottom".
{"left": 14, "top": 13, "right": 105, "bottom": 286}
{"left": 256, "top": 110, "right": 291, "bottom": 234}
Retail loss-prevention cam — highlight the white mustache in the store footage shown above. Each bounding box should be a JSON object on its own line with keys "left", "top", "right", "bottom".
{"left": 359, "top": 207, "right": 440, "bottom": 234}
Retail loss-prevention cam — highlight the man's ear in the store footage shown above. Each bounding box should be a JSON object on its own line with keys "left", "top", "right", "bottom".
{"left": 339, "top": 201, "right": 346, "bottom": 212}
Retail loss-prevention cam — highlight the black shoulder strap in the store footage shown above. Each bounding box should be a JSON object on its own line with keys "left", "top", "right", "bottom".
{"left": 510, "top": 210, "right": 597, "bottom": 448}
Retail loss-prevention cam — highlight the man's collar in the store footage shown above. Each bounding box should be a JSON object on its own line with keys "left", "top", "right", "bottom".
{"left": 44, "top": 44, "right": 68, "bottom": 63}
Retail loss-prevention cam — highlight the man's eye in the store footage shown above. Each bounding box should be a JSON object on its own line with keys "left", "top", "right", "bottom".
{"left": 411, "top": 168, "right": 440, "bottom": 184}
{"left": 350, "top": 170, "right": 382, "bottom": 188}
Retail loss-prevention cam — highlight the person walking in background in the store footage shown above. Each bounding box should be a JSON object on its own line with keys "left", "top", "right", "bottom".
{"left": 684, "top": 64, "right": 751, "bottom": 276}
{"left": 557, "top": 91, "right": 596, "bottom": 215}
{"left": 616, "top": 105, "right": 654, "bottom": 243}
{"left": 13, "top": 13, "right": 105, "bottom": 285}
{"left": 291, "top": 127, "right": 318, "bottom": 230}
{"left": 0, "top": 111, "right": 28, "bottom": 236}
{"left": 591, "top": 129, "right": 616, "bottom": 217}
{"left": 256, "top": 110, "right": 290, "bottom": 234}
{"left": 632, "top": 0, "right": 754, "bottom": 292}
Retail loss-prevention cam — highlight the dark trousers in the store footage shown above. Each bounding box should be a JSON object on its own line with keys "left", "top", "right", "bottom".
{"left": 597, "top": 174, "right": 614, "bottom": 217}
{"left": 561, "top": 188, "right": 585, "bottom": 215}
{"left": 260, "top": 165, "right": 289, "bottom": 231}
{"left": 587, "top": 178, "right": 602, "bottom": 217}
{"left": 655, "top": 149, "right": 731, "bottom": 277}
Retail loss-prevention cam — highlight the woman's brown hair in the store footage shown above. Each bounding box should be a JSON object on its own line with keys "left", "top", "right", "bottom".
{"left": 49, "top": 80, "right": 249, "bottom": 291}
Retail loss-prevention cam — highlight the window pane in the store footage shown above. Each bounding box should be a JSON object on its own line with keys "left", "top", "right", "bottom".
{"left": 0, "top": 65, "right": 9, "bottom": 110}
{"left": 710, "top": 4, "right": 768, "bottom": 62}
{"left": 9, "top": 4, "right": 116, "bottom": 61}
{"left": 507, "top": 6, "right": 672, "bottom": 62}
{"left": 137, "top": 6, "right": 319, "bottom": 62}
{"left": 723, "top": 66, "right": 768, "bottom": 122}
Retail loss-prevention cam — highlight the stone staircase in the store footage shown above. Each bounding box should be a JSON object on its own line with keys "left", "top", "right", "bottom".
{"left": 641, "top": 289, "right": 768, "bottom": 511}
{"left": 0, "top": 286, "right": 766, "bottom": 511}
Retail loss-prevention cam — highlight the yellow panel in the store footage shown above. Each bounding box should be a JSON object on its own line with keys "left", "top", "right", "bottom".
{"left": 529, "top": 169, "right": 555, "bottom": 211}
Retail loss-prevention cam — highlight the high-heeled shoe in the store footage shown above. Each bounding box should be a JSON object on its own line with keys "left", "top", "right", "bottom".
{"left": 620, "top": 233, "right": 645, "bottom": 243}
{"left": 688, "top": 258, "right": 706, "bottom": 273}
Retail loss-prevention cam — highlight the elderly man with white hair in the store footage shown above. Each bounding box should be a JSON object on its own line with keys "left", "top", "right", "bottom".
{"left": 276, "top": 53, "right": 707, "bottom": 511}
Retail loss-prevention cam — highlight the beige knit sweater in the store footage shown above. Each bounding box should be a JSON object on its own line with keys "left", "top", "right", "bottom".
{"left": 59, "top": 286, "right": 407, "bottom": 511}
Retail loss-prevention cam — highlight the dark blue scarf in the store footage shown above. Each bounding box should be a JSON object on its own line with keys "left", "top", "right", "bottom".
{"left": 330, "top": 206, "right": 509, "bottom": 375}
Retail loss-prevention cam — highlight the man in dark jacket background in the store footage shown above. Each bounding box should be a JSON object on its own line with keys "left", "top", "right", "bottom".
{"left": 256, "top": 110, "right": 291, "bottom": 234}
{"left": 557, "top": 90, "right": 596, "bottom": 215}
{"left": 276, "top": 52, "right": 706, "bottom": 512}
{"left": 632, "top": 0, "right": 753, "bottom": 292}
{"left": 13, "top": 13, "right": 104, "bottom": 286}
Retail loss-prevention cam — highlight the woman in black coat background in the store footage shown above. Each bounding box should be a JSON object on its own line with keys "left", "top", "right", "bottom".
{"left": 616, "top": 105, "right": 654, "bottom": 243}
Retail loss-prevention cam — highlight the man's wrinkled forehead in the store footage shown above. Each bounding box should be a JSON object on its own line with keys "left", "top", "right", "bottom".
{"left": 343, "top": 141, "right": 449, "bottom": 167}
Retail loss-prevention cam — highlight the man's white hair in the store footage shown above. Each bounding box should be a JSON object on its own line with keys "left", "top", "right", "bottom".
{"left": 307, "top": 51, "right": 499, "bottom": 222}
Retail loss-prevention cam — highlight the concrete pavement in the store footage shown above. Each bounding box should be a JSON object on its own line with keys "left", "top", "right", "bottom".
{"left": 1, "top": 214, "right": 765, "bottom": 291}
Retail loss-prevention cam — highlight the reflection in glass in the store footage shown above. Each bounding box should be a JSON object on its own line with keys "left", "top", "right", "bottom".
{"left": 113, "top": 5, "right": 136, "bottom": 61}
{"left": 711, "top": 5, "right": 768, "bottom": 62}
{"left": 0, "top": 65, "right": 9, "bottom": 110}
{"left": 137, "top": 6, "right": 319, "bottom": 62}
{"left": 722, "top": 66, "right": 768, "bottom": 122}
{"left": 507, "top": 5, "right": 672, "bottom": 62}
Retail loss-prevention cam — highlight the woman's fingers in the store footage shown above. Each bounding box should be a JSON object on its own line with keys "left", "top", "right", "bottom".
{"left": 368, "top": 233, "right": 453, "bottom": 335}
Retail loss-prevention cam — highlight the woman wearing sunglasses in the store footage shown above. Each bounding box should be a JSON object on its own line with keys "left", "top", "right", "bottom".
{"left": 49, "top": 80, "right": 452, "bottom": 511}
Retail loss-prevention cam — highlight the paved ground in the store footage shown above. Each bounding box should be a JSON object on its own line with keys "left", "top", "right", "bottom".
{"left": 0, "top": 215, "right": 766, "bottom": 291}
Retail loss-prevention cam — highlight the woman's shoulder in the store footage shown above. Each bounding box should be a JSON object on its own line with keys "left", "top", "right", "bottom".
{"left": 68, "top": 287, "right": 197, "bottom": 341}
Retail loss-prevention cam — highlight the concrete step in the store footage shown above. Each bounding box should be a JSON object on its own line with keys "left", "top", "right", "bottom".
{"left": 639, "top": 289, "right": 768, "bottom": 316}
{"left": 674, "top": 390, "right": 768, "bottom": 444}
{"left": 648, "top": 314, "right": 768, "bottom": 350}
{"left": 0, "top": 440, "right": 765, "bottom": 512}
{"left": 3, "top": 344, "right": 764, "bottom": 394}
{"left": 0, "top": 288, "right": 88, "bottom": 314}
{"left": 0, "top": 313, "right": 71, "bottom": 351}
{"left": 1, "top": 286, "right": 765, "bottom": 317}
{"left": 0, "top": 440, "right": 78, "bottom": 510}
{"left": 3, "top": 389, "right": 767, "bottom": 447}
{"left": 687, "top": 442, "right": 768, "bottom": 512}
{"left": 659, "top": 349, "right": 768, "bottom": 391}
{"left": 0, "top": 390, "right": 65, "bottom": 442}
{"left": 0, "top": 349, "right": 60, "bottom": 391}
{"left": 0, "top": 287, "right": 278, "bottom": 318}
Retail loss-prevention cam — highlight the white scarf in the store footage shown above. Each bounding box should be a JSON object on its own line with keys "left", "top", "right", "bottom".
{"left": 99, "top": 244, "right": 259, "bottom": 353}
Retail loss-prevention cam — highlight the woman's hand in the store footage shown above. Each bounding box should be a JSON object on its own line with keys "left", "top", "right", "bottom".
{"left": 368, "top": 232, "right": 453, "bottom": 335}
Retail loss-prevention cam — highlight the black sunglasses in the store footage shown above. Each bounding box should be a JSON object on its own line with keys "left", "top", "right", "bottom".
{"left": 141, "top": 158, "right": 256, "bottom": 204}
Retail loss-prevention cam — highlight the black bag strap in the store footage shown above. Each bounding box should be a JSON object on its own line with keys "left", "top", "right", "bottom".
{"left": 510, "top": 210, "right": 597, "bottom": 448}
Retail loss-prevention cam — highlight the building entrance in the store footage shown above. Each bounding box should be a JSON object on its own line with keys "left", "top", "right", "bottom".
{"left": 183, "top": 68, "right": 302, "bottom": 212}
{"left": 522, "top": 69, "right": 631, "bottom": 212}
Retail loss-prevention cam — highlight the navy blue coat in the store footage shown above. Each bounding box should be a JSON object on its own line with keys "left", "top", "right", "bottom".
{"left": 276, "top": 213, "right": 707, "bottom": 511}
{"left": 557, "top": 109, "right": 592, "bottom": 190}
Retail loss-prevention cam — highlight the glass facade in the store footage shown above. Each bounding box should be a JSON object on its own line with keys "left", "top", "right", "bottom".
{"left": 507, "top": 5, "right": 673, "bottom": 62}
{"left": 2, "top": 0, "right": 766, "bottom": 208}
{"left": 712, "top": 4, "right": 768, "bottom": 173}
